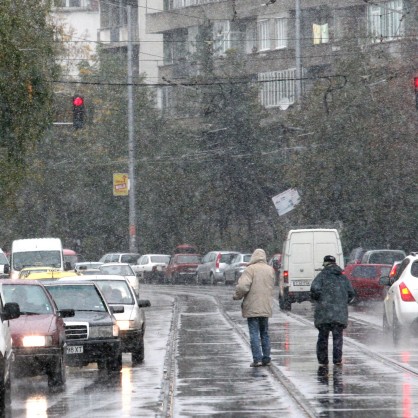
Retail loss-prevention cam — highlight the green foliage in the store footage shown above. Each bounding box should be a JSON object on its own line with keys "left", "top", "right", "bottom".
{"left": 281, "top": 49, "right": 418, "bottom": 252}
{"left": 0, "top": 0, "right": 58, "bottom": 204}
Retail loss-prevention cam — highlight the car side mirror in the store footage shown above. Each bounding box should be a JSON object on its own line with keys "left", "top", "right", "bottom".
{"left": 111, "top": 305, "right": 125, "bottom": 314}
{"left": 64, "top": 261, "right": 72, "bottom": 271}
{"left": 3, "top": 264, "right": 10, "bottom": 275}
{"left": 2, "top": 302, "right": 20, "bottom": 321}
{"left": 59, "top": 309, "right": 75, "bottom": 318}
{"left": 138, "top": 299, "right": 151, "bottom": 308}
{"left": 379, "top": 276, "right": 391, "bottom": 286}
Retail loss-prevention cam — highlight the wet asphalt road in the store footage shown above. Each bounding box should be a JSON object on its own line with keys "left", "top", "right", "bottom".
{"left": 6, "top": 284, "right": 418, "bottom": 417}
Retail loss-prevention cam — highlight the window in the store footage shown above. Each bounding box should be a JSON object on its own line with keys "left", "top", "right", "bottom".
{"left": 367, "top": 0, "right": 404, "bottom": 42}
{"left": 275, "top": 18, "right": 287, "bottom": 49}
{"left": 213, "top": 20, "right": 231, "bottom": 56}
{"left": 312, "top": 23, "right": 329, "bottom": 44}
{"left": 54, "top": 0, "right": 84, "bottom": 7}
{"left": 257, "top": 20, "right": 270, "bottom": 51}
{"left": 172, "top": 0, "right": 222, "bottom": 9}
{"left": 258, "top": 69, "right": 296, "bottom": 108}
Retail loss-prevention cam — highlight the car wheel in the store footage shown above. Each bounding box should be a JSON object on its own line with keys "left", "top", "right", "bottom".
{"left": 106, "top": 352, "right": 122, "bottom": 374}
{"left": 279, "top": 289, "right": 292, "bottom": 311}
{"left": 382, "top": 309, "right": 390, "bottom": 333}
{"left": 392, "top": 307, "right": 404, "bottom": 344}
{"left": 47, "top": 354, "right": 66, "bottom": 388}
{"left": 0, "top": 366, "right": 11, "bottom": 410}
{"left": 132, "top": 334, "right": 145, "bottom": 365}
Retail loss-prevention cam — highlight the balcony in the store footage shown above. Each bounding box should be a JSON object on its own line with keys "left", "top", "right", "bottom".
{"left": 97, "top": 26, "right": 139, "bottom": 48}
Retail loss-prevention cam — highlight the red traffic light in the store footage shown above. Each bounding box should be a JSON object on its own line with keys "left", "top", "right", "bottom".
{"left": 73, "top": 96, "right": 84, "bottom": 107}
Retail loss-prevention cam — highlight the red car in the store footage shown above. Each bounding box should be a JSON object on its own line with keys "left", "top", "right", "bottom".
{"left": 165, "top": 254, "right": 201, "bottom": 285}
{"left": 343, "top": 263, "right": 392, "bottom": 301}
{"left": 2, "top": 280, "right": 74, "bottom": 387}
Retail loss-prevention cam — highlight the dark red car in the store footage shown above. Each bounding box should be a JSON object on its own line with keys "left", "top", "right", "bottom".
{"left": 343, "top": 263, "right": 392, "bottom": 301}
{"left": 165, "top": 254, "right": 201, "bottom": 285}
{"left": 2, "top": 280, "right": 74, "bottom": 387}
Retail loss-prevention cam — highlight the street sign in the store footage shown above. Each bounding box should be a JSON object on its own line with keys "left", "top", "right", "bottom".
{"left": 113, "top": 173, "right": 129, "bottom": 196}
{"left": 272, "top": 188, "right": 301, "bottom": 216}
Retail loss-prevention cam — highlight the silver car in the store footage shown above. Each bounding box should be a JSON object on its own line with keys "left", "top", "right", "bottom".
{"left": 197, "top": 251, "right": 240, "bottom": 285}
{"left": 71, "top": 275, "right": 150, "bottom": 364}
{"left": 223, "top": 253, "right": 252, "bottom": 285}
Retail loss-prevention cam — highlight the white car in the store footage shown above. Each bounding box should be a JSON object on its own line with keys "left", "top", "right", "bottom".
{"left": 380, "top": 253, "right": 418, "bottom": 342}
{"left": 133, "top": 254, "right": 170, "bottom": 283}
{"left": 98, "top": 263, "right": 140, "bottom": 297}
{"left": 0, "top": 285, "right": 20, "bottom": 406}
{"left": 75, "top": 275, "right": 151, "bottom": 364}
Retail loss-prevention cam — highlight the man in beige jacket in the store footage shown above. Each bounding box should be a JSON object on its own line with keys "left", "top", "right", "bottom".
{"left": 233, "top": 248, "right": 275, "bottom": 367}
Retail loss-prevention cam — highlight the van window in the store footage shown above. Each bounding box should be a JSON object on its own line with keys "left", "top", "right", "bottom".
{"left": 368, "top": 252, "right": 405, "bottom": 265}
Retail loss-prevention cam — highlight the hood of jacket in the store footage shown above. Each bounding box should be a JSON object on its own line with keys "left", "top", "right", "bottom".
{"left": 249, "top": 248, "right": 267, "bottom": 265}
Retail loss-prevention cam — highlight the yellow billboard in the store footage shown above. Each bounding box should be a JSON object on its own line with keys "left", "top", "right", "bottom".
{"left": 113, "top": 173, "right": 129, "bottom": 196}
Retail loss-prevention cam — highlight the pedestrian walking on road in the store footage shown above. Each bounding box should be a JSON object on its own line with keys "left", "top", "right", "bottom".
{"left": 310, "top": 255, "right": 355, "bottom": 367}
{"left": 233, "top": 248, "right": 275, "bottom": 367}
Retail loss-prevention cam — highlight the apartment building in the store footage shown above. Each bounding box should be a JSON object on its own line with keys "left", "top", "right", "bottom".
{"left": 146, "top": 0, "right": 417, "bottom": 115}
{"left": 52, "top": 0, "right": 163, "bottom": 84}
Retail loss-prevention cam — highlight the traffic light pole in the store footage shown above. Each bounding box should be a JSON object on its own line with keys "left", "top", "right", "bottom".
{"left": 127, "top": 5, "right": 137, "bottom": 252}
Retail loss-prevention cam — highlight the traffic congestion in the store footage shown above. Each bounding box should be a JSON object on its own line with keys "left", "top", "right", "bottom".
{"left": 0, "top": 234, "right": 416, "bottom": 416}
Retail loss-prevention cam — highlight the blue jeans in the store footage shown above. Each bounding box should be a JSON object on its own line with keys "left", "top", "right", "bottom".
{"left": 247, "top": 317, "right": 271, "bottom": 363}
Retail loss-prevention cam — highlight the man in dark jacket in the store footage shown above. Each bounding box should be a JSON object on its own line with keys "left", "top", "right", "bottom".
{"left": 310, "top": 255, "right": 355, "bottom": 366}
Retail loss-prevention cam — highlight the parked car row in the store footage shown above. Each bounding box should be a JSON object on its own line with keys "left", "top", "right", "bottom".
{"left": 0, "top": 253, "right": 152, "bottom": 402}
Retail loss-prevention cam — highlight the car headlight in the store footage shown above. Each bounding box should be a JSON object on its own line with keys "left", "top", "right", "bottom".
{"left": 89, "top": 326, "right": 114, "bottom": 338}
{"left": 117, "top": 320, "right": 136, "bottom": 331}
{"left": 22, "top": 336, "right": 52, "bottom": 347}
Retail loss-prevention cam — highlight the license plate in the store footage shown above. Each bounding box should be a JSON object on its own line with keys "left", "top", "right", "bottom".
{"left": 66, "top": 346, "right": 83, "bottom": 354}
{"left": 293, "top": 280, "right": 310, "bottom": 286}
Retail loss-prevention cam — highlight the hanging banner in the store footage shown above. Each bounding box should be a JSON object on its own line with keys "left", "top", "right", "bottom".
{"left": 272, "top": 188, "right": 301, "bottom": 216}
{"left": 113, "top": 173, "right": 129, "bottom": 196}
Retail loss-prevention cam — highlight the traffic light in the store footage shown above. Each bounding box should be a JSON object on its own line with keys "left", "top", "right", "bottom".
{"left": 72, "top": 95, "right": 85, "bottom": 129}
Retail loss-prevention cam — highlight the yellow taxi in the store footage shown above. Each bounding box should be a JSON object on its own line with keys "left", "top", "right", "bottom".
{"left": 19, "top": 267, "right": 79, "bottom": 280}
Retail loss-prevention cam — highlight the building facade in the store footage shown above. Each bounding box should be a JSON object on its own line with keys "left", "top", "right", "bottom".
{"left": 145, "top": 0, "right": 417, "bottom": 115}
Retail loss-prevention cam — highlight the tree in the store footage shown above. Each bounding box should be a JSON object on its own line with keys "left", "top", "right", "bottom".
{"left": 0, "top": 0, "right": 59, "bottom": 207}
{"left": 281, "top": 47, "right": 418, "bottom": 251}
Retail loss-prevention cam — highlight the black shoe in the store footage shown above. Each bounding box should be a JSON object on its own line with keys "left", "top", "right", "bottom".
{"left": 262, "top": 361, "right": 271, "bottom": 366}
{"left": 250, "top": 361, "right": 262, "bottom": 367}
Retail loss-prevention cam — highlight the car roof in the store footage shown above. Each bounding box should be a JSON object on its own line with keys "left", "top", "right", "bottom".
{"left": 140, "top": 254, "right": 170, "bottom": 257}
{"left": 68, "top": 274, "right": 129, "bottom": 281}
{"left": 100, "top": 262, "right": 131, "bottom": 266}
{"left": 1, "top": 279, "right": 45, "bottom": 287}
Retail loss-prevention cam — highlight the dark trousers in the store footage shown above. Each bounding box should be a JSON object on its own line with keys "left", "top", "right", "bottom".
{"left": 316, "top": 323, "right": 344, "bottom": 365}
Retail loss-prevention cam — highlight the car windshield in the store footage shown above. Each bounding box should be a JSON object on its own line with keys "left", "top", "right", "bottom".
{"left": 368, "top": 252, "right": 405, "bottom": 265}
{"left": 46, "top": 284, "right": 106, "bottom": 312}
{"left": 3, "top": 284, "right": 53, "bottom": 315}
{"left": 94, "top": 281, "right": 134, "bottom": 305}
{"left": 99, "top": 264, "right": 134, "bottom": 276}
{"left": 220, "top": 253, "right": 236, "bottom": 264}
{"left": 150, "top": 255, "right": 170, "bottom": 264}
{"left": 177, "top": 255, "right": 200, "bottom": 263}
{"left": 13, "top": 250, "right": 62, "bottom": 271}
{"left": 351, "top": 266, "right": 391, "bottom": 279}
{"left": 120, "top": 254, "right": 140, "bottom": 264}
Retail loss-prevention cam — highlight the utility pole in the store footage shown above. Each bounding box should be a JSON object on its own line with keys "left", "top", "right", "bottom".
{"left": 127, "top": 4, "right": 137, "bottom": 252}
{"left": 295, "top": 0, "right": 302, "bottom": 101}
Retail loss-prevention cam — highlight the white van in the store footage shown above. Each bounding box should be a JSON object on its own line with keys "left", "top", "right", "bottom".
{"left": 278, "top": 229, "right": 344, "bottom": 311}
{"left": 10, "top": 238, "right": 65, "bottom": 280}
